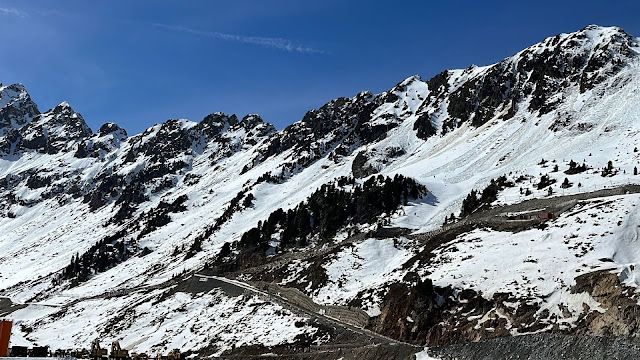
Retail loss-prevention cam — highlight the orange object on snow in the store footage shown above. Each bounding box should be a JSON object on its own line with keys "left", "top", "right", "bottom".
{"left": 0, "top": 320, "right": 12, "bottom": 357}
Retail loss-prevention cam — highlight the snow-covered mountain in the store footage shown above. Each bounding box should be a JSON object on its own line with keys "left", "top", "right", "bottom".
{"left": 1, "top": 25, "right": 640, "bottom": 358}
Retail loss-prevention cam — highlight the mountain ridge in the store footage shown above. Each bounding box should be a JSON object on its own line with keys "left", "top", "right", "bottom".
{"left": 1, "top": 24, "right": 640, "bottom": 358}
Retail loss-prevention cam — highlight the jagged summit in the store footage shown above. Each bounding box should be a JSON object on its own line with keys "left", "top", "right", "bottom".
{"left": 14, "top": 101, "right": 93, "bottom": 154}
{"left": 47, "top": 101, "right": 88, "bottom": 123}
{"left": 201, "top": 112, "right": 238, "bottom": 127}
{"left": 0, "top": 83, "right": 40, "bottom": 135}
{"left": 395, "top": 74, "right": 423, "bottom": 88}
{"left": 197, "top": 112, "right": 239, "bottom": 140}
{"left": 55, "top": 101, "right": 72, "bottom": 109}
{"left": 407, "top": 24, "right": 640, "bottom": 139}
{"left": 0, "top": 82, "right": 28, "bottom": 95}
{"left": 239, "top": 113, "right": 270, "bottom": 129}
{"left": 578, "top": 24, "right": 634, "bottom": 42}
{"left": 98, "top": 122, "right": 127, "bottom": 137}
{"left": 74, "top": 122, "right": 129, "bottom": 159}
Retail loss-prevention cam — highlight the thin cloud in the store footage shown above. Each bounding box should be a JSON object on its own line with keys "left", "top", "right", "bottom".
{"left": 151, "top": 23, "right": 326, "bottom": 54}
{"left": 0, "top": 7, "right": 28, "bottom": 18}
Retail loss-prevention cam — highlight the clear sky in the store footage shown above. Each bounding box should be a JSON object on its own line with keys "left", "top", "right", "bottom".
{"left": 1, "top": 0, "right": 639, "bottom": 135}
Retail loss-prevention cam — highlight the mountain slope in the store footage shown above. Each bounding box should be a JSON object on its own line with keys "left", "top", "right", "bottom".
{"left": 1, "top": 25, "right": 640, "bottom": 357}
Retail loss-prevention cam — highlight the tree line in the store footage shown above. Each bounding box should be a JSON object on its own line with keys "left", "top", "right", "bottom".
{"left": 231, "top": 174, "right": 427, "bottom": 258}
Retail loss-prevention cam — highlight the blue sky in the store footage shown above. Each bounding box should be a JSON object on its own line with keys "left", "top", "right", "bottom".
{"left": 0, "top": 1, "right": 639, "bottom": 135}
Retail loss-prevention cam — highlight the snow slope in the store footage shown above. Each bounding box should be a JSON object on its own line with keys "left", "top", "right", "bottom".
{"left": 0, "top": 25, "right": 639, "bottom": 354}
{"left": 428, "top": 194, "right": 640, "bottom": 330}
{"left": 10, "top": 288, "right": 320, "bottom": 356}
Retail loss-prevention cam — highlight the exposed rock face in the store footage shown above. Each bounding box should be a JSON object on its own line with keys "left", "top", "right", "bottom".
{"left": 235, "top": 114, "right": 277, "bottom": 147}
{"left": 572, "top": 270, "right": 640, "bottom": 336}
{"left": 0, "top": 83, "right": 40, "bottom": 155}
{"left": 351, "top": 151, "right": 377, "bottom": 179}
{"left": 0, "top": 83, "right": 40, "bottom": 134}
{"left": 18, "top": 102, "right": 92, "bottom": 154}
{"left": 78, "top": 111, "right": 278, "bottom": 221}
{"left": 368, "top": 271, "right": 640, "bottom": 348}
{"left": 256, "top": 92, "right": 378, "bottom": 164}
{"left": 198, "top": 112, "right": 238, "bottom": 138}
{"left": 245, "top": 75, "right": 431, "bottom": 179}
{"left": 414, "top": 25, "right": 639, "bottom": 137}
{"left": 75, "top": 122, "right": 128, "bottom": 158}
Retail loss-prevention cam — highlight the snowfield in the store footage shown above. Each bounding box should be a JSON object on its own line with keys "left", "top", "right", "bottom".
{"left": 428, "top": 194, "right": 640, "bottom": 329}
{"left": 11, "top": 289, "right": 319, "bottom": 356}
{"left": 311, "top": 237, "right": 413, "bottom": 316}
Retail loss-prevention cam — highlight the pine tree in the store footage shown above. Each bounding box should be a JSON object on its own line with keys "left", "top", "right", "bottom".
{"left": 219, "top": 242, "right": 232, "bottom": 258}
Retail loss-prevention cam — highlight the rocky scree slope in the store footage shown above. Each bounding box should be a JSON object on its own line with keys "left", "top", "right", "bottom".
{"left": 0, "top": 25, "right": 640, "bottom": 356}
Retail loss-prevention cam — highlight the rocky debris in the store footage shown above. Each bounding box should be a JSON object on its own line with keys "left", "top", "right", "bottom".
{"left": 431, "top": 332, "right": 640, "bottom": 360}
{"left": 217, "top": 343, "right": 419, "bottom": 360}
{"left": 351, "top": 151, "right": 377, "bottom": 178}
{"left": 369, "top": 269, "right": 640, "bottom": 348}
{"left": 572, "top": 270, "right": 640, "bottom": 336}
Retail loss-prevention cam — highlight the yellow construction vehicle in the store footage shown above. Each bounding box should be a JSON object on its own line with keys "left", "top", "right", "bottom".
{"left": 110, "top": 341, "right": 130, "bottom": 360}
{"left": 131, "top": 352, "right": 149, "bottom": 360}
{"left": 167, "top": 349, "right": 181, "bottom": 360}
{"left": 90, "top": 339, "right": 108, "bottom": 360}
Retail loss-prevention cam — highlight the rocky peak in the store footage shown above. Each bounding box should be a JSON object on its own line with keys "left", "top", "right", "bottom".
{"left": 44, "top": 102, "right": 91, "bottom": 133}
{"left": 240, "top": 114, "right": 263, "bottom": 127}
{"left": 570, "top": 25, "right": 634, "bottom": 50}
{"left": 17, "top": 102, "right": 91, "bottom": 154}
{"left": 512, "top": 25, "right": 637, "bottom": 92}
{"left": 412, "top": 25, "right": 639, "bottom": 139}
{"left": 378, "top": 75, "right": 424, "bottom": 103}
{"left": 251, "top": 89, "right": 382, "bottom": 175}
{"left": 0, "top": 83, "right": 30, "bottom": 109}
{"left": 198, "top": 112, "right": 239, "bottom": 139}
{"left": 0, "top": 83, "right": 40, "bottom": 135}
{"left": 98, "top": 122, "right": 127, "bottom": 138}
{"left": 237, "top": 114, "right": 276, "bottom": 142}
{"left": 124, "top": 119, "right": 197, "bottom": 162}
{"left": 298, "top": 91, "right": 374, "bottom": 134}
{"left": 201, "top": 112, "right": 239, "bottom": 126}
{"left": 53, "top": 101, "right": 71, "bottom": 111}
{"left": 391, "top": 75, "right": 423, "bottom": 93}
{"left": 75, "top": 123, "right": 128, "bottom": 158}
